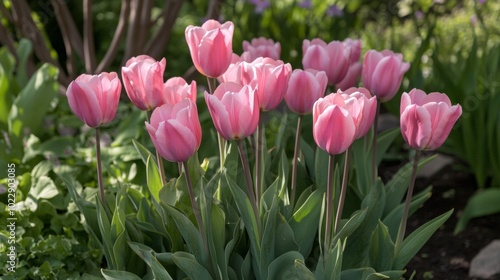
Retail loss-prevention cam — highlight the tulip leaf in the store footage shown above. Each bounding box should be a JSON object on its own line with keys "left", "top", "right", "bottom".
{"left": 0, "top": 62, "right": 12, "bottom": 129}
{"left": 340, "top": 268, "right": 390, "bottom": 280}
{"left": 101, "top": 269, "right": 142, "bottom": 280}
{"left": 331, "top": 208, "right": 367, "bottom": 247}
{"left": 289, "top": 189, "right": 323, "bottom": 256}
{"left": 369, "top": 221, "right": 395, "bottom": 272}
{"left": 315, "top": 239, "right": 344, "bottom": 280}
{"left": 172, "top": 251, "right": 213, "bottom": 280}
{"left": 267, "top": 251, "right": 314, "bottom": 280}
{"left": 383, "top": 186, "right": 432, "bottom": 239}
{"left": 162, "top": 204, "right": 208, "bottom": 265}
{"left": 8, "top": 63, "right": 59, "bottom": 138}
{"left": 146, "top": 154, "right": 162, "bottom": 202}
{"left": 128, "top": 242, "right": 173, "bottom": 280}
{"left": 393, "top": 209, "right": 453, "bottom": 270}
{"left": 132, "top": 139, "right": 155, "bottom": 165}
{"left": 454, "top": 189, "right": 500, "bottom": 234}
{"left": 225, "top": 175, "right": 261, "bottom": 274}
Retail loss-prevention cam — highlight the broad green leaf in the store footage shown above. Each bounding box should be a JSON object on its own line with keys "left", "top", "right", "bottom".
{"left": 132, "top": 139, "right": 155, "bottom": 165}
{"left": 101, "top": 269, "right": 142, "bottom": 280}
{"left": 24, "top": 176, "right": 59, "bottom": 211}
{"left": 291, "top": 188, "right": 336, "bottom": 256}
{"left": 454, "top": 189, "right": 500, "bottom": 234}
{"left": 15, "top": 38, "right": 32, "bottom": 86}
{"left": 0, "top": 63, "right": 12, "bottom": 128}
{"left": 340, "top": 268, "right": 389, "bottom": 280}
{"left": 383, "top": 187, "right": 432, "bottom": 239}
{"left": 8, "top": 63, "right": 59, "bottom": 138}
{"left": 162, "top": 204, "right": 208, "bottom": 265}
{"left": 172, "top": 251, "right": 213, "bottom": 280}
{"left": 267, "top": 251, "right": 312, "bottom": 280}
{"left": 393, "top": 209, "right": 453, "bottom": 270}
{"left": 22, "top": 136, "right": 74, "bottom": 162}
{"left": 147, "top": 155, "right": 162, "bottom": 202}
{"left": 128, "top": 242, "right": 173, "bottom": 280}
{"left": 96, "top": 197, "right": 116, "bottom": 270}
{"left": 331, "top": 209, "right": 367, "bottom": 247}
{"left": 369, "top": 221, "right": 395, "bottom": 272}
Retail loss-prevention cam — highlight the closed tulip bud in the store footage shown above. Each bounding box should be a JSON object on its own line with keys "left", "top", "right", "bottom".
{"left": 400, "top": 88, "right": 462, "bottom": 151}
{"left": 241, "top": 37, "right": 281, "bottom": 61}
{"left": 341, "top": 87, "right": 377, "bottom": 138}
{"left": 362, "top": 50, "right": 410, "bottom": 102}
{"left": 185, "top": 20, "right": 234, "bottom": 78}
{"left": 284, "top": 69, "right": 328, "bottom": 115}
{"left": 145, "top": 99, "right": 202, "bottom": 162}
{"left": 302, "top": 38, "right": 351, "bottom": 86}
{"left": 313, "top": 94, "right": 356, "bottom": 155}
{"left": 67, "top": 72, "right": 121, "bottom": 128}
{"left": 121, "top": 55, "right": 167, "bottom": 110}
{"left": 204, "top": 82, "right": 260, "bottom": 140}
{"left": 163, "top": 77, "right": 197, "bottom": 105}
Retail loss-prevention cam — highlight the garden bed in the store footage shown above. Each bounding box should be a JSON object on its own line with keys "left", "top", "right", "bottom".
{"left": 400, "top": 164, "right": 500, "bottom": 280}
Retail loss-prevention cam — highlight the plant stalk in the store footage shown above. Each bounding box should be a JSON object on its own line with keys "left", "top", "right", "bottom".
{"left": 395, "top": 150, "right": 421, "bottom": 254}
{"left": 334, "top": 148, "right": 351, "bottom": 234}
{"left": 324, "top": 154, "right": 335, "bottom": 253}
{"left": 290, "top": 115, "right": 303, "bottom": 206}
{"left": 237, "top": 139, "right": 261, "bottom": 233}
{"left": 183, "top": 161, "right": 207, "bottom": 248}
{"left": 255, "top": 121, "right": 264, "bottom": 208}
{"left": 95, "top": 127, "right": 105, "bottom": 203}
{"left": 371, "top": 100, "right": 380, "bottom": 183}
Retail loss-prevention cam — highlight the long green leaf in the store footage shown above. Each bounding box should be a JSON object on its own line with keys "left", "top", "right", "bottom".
{"left": 172, "top": 251, "right": 213, "bottom": 280}
{"left": 147, "top": 155, "right": 162, "bottom": 202}
{"left": 101, "top": 269, "right": 142, "bottom": 280}
{"left": 369, "top": 221, "right": 394, "bottom": 272}
{"left": 454, "top": 189, "right": 500, "bottom": 234}
{"left": 128, "top": 242, "right": 173, "bottom": 280}
{"left": 393, "top": 209, "right": 453, "bottom": 270}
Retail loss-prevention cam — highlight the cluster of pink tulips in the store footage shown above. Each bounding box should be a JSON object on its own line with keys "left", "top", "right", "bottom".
{"left": 65, "top": 18, "right": 462, "bottom": 260}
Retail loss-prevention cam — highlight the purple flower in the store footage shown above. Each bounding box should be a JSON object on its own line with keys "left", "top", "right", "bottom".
{"left": 298, "top": 0, "right": 312, "bottom": 9}
{"left": 326, "top": 4, "right": 343, "bottom": 17}
{"left": 414, "top": 10, "right": 424, "bottom": 20}
{"left": 249, "top": 0, "right": 270, "bottom": 14}
{"left": 478, "top": 0, "right": 485, "bottom": 3}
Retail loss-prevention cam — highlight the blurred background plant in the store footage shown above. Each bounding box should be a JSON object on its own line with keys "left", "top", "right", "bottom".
{"left": 1, "top": 0, "right": 499, "bottom": 278}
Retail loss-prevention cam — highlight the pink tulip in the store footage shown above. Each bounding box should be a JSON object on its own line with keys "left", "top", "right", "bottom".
{"left": 400, "top": 88, "right": 462, "bottom": 151}
{"left": 336, "top": 62, "right": 362, "bottom": 90}
{"left": 67, "top": 72, "right": 121, "bottom": 128}
{"left": 284, "top": 69, "right": 328, "bottom": 115}
{"left": 336, "top": 38, "right": 362, "bottom": 90}
{"left": 341, "top": 87, "right": 377, "bottom": 138}
{"left": 362, "top": 50, "right": 410, "bottom": 102}
{"left": 250, "top": 57, "right": 292, "bottom": 111}
{"left": 163, "top": 77, "right": 197, "bottom": 105}
{"left": 185, "top": 20, "right": 234, "bottom": 78}
{"left": 121, "top": 55, "right": 167, "bottom": 110}
{"left": 218, "top": 53, "right": 245, "bottom": 84}
{"left": 241, "top": 37, "right": 281, "bottom": 61}
{"left": 204, "top": 82, "right": 260, "bottom": 140}
{"left": 302, "top": 38, "right": 351, "bottom": 86}
{"left": 313, "top": 94, "right": 356, "bottom": 155}
{"left": 145, "top": 99, "right": 202, "bottom": 162}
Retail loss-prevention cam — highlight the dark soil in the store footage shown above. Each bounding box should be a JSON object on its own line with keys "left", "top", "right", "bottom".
{"left": 396, "top": 163, "right": 500, "bottom": 280}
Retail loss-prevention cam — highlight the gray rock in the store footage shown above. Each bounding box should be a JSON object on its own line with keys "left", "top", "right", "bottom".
{"left": 469, "top": 240, "right": 500, "bottom": 278}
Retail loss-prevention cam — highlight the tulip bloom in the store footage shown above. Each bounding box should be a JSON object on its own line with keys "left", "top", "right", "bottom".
{"left": 241, "top": 37, "right": 281, "bottom": 61}
{"left": 251, "top": 57, "right": 292, "bottom": 111}
{"left": 341, "top": 87, "right": 377, "bottom": 138}
{"left": 285, "top": 69, "right": 328, "bottom": 115}
{"left": 163, "top": 77, "right": 197, "bottom": 105}
{"left": 336, "top": 39, "right": 362, "bottom": 90}
{"left": 362, "top": 50, "right": 410, "bottom": 102}
{"left": 313, "top": 94, "right": 356, "bottom": 155}
{"left": 400, "top": 88, "right": 462, "bottom": 151}
{"left": 121, "top": 55, "right": 167, "bottom": 110}
{"left": 145, "top": 99, "right": 202, "bottom": 162}
{"left": 185, "top": 20, "right": 234, "bottom": 78}
{"left": 204, "top": 82, "right": 259, "bottom": 140}
{"left": 302, "top": 38, "right": 351, "bottom": 86}
{"left": 67, "top": 72, "right": 121, "bottom": 128}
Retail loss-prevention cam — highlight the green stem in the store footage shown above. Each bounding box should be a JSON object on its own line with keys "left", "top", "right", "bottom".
{"left": 237, "top": 139, "right": 261, "bottom": 233}
{"left": 255, "top": 121, "right": 263, "bottom": 208}
{"left": 395, "top": 150, "right": 421, "bottom": 254}
{"left": 334, "top": 148, "right": 350, "bottom": 234}
{"left": 95, "top": 127, "right": 105, "bottom": 203}
{"left": 183, "top": 161, "right": 207, "bottom": 249}
{"left": 290, "top": 115, "right": 303, "bottom": 207}
{"left": 324, "top": 154, "right": 335, "bottom": 254}
{"left": 371, "top": 100, "right": 380, "bottom": 183}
